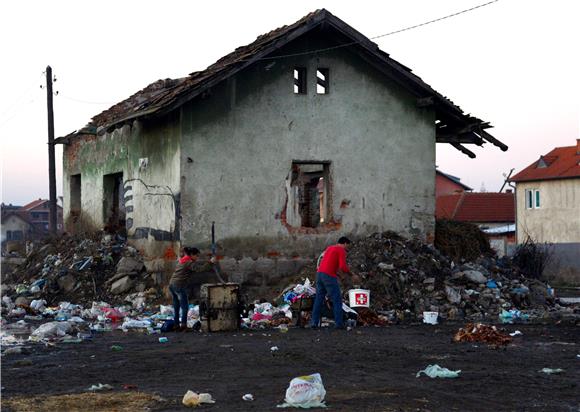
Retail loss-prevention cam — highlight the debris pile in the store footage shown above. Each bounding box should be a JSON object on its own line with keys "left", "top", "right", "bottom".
{"left": 435, "top": 219, "right": 492, "bottom": 262}
{"left": 2, "top": 232, "right": 163, "bottom": 308}
{"left": 331, "top": 231, "right": 568, "bottom": 322}
{"left": 453, "top": 323, "right": 513, "bottom": 347}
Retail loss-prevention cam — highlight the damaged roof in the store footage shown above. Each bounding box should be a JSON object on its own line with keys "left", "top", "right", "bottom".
{"left": 57, "top": 9, "right": 507, "bottom": 155}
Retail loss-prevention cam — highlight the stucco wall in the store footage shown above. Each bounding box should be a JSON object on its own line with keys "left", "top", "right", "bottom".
{"left": 179, "top": 37, "right": 435, "bottom": 259}
{"left": 1, "top": 216, "right": 31, "bottom": 242}
{"left": 515, "top": 179, "right": 580, "bottom": 243}
{"left": 62, "top": 115, "right": 182, "bottom": 262}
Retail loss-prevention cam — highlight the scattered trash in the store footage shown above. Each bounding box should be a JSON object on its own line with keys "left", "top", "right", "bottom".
{"left": 540, "top": 368, "right": 565, "bottom": 374}
{"left": 454, "top": 323, "right": 512, "bottom": 347}
{"left": 271, "top": 346, "right": 279, "bottom": 352}
{"left": 110, "top": 345, "right": 123, "bottom": 352}
{"left": 30, "top": 321, "right": 73, "bottom": 340}
{"left": 159, "top": 337, "right": 169, "bottom": 343}
{"left": 416, "top": 364, "right": 461, "bottom": 378}
{"left": 242, "top": 394, "right": 254, "bottom": 401}
{"left": 423, "top": 311, "right": 439, "bottom": 325}
{"left": 509, "top": 330, "right": 523, "bottom": 337}
{"left": 87, "top": 383, "right": 113, "bottom": 392}
{"left": 277, "top": 373, "right": 327, "bottom": 409}
{"left": 182, "top": 391, "right": 216, "bottom": 407}
{"left": 499, "top": 309, "right": 529, "bottom": 324}
{"left": 13, "top": 359, "right": 33, "bottom": 367}
{"left": 3, "top": 347, "right": 26, "bottom": 355}
{"left": 122, "top": 384, "right": 138, "bottom": 390}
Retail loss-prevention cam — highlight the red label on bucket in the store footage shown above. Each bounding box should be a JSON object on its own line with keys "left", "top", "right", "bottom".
{"left": 355, "top": 293, "right": 368, "bottom": 305}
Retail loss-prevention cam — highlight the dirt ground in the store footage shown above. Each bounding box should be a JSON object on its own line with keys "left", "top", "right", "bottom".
{"left": 2, "top": 322, "right": 579, "bottom": 411}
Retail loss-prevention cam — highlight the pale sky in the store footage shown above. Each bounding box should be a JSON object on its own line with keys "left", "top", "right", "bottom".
{"left": 1, "top": 0, "right": 578, "bottom": 205}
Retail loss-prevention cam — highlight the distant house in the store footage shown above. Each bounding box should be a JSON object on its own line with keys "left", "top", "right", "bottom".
{"left": 510, "top": 140, "right": 580, "bottom": 283}
{"left": 436, "top": 191, "right": 515, "bottom": 256}
{"left": 1, "top": 210, "right": 34, "bottom": 243}
{"left": 20, "top": 199, "right": 64, "bottom": 234}
{"left": 55, "top": 9, "right": 507, "bottom": 282}
{"left": 435, "top": 170, "right": 472, "bottom": 197}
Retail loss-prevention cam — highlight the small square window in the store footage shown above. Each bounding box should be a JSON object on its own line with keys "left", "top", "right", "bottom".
{"left": 293, "top": 68, "right": 307, "bottom": 94}
{"left": 316, "top": 68, "right": 329, "bottom": 94}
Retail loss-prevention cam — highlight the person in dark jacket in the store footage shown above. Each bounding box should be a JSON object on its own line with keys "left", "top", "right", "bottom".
{"left": 169, "top": 246, "right": 215, "bottom": 331}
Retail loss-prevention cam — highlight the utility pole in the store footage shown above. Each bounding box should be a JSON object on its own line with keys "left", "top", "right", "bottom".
{"left": 46, "top": 65, "right": 57, "bottom": 235}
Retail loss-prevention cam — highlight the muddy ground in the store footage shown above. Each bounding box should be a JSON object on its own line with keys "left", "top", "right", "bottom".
{"left": 2, "top": 322, "right": 579, "bottom": 411}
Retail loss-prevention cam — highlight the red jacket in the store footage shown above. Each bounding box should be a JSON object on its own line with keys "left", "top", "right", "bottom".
{"left": 318, "top": 245, "right": 350, "bottom": 278}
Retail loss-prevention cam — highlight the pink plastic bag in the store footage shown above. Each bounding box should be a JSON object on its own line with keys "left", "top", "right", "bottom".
{"left": 102, "top": 307, "right": 125, "bottom": 322}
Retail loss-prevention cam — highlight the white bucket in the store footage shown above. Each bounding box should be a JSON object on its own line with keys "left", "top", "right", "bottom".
{"left": 423, "top": 311, "right": 439, "bottom": 325}
{"left": 348, "top": 289, "right": 370, "bottom": 308}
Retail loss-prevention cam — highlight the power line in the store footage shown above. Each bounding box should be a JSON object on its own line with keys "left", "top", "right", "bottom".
{"left": 254, "top": 0, "right": 500, "bottom": 61}
{"left": 58, "top": 94, "right": 116, "bottom": 105}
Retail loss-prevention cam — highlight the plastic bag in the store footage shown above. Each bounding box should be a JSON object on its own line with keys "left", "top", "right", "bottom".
{"left": 182, "top": 391, "right": 216, "bottom": 407}
{"left": 31, "top": 321, "right": 73, "bottom": 339}
{"left": 30, "top": 299, "right": 47, "bottom": 312}
{"left": 540, "top": 368, "right": 564, "bottom": 374}
{"left": 121, "top": 318, "right": 150, "bottom": 329}
{"left": 416, "top": 364, "right": 461, "bottom": 378}
{"left": 103, "top": 307, "right": 125, "bottom": 322}
{"left": 277, "top": 373, "right": 327, "bottom": 408}
{"left": 160, "top": 305, "right": 174, "bottom": 316}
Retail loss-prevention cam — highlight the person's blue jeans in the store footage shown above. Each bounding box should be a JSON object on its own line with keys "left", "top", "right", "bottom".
{"left": 311, "top": 272, "right": 344, "bottom": 329}
{"left": 169, "top": 284, "right": 188, "bottom": 327}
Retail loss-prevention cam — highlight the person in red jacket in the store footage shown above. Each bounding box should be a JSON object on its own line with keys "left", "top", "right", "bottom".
{"left": 310, "top": 237, "right": 358, "bottom": 329}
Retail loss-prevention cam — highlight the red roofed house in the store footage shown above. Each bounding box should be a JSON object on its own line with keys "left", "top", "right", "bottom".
{"left": 436, "top": 191, "right": 515, "bottom": 256}
{"left": 510, "top": 140, "right": 580, "bottom": 283}
{"left": 19, "top": 199, "right": 64, "bottom": 234}
{"left": 435, "top": 169, "right": 472, "bottom": 197}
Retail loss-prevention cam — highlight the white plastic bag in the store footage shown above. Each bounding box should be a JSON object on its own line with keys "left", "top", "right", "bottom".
{"left": 31, "top": 321, "right": 73, "bottom": 339}
{"left": 182, "top": 390, "right": 216, "bottom": 407}
{"left": 30, "top": 299, "right": 47, "bottom": 312}
{"left": 160, "top": 305, "right": 174, "bottom": 316}
{"left": 416, "top": 364, "right": 461, "bottom": 378}
{"left": 277, "top": 373, "right": 327, "bottom": 408}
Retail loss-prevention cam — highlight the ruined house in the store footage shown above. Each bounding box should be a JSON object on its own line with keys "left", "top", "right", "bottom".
{"left": 56, "top": 10, "right": 507, "bottom": 281}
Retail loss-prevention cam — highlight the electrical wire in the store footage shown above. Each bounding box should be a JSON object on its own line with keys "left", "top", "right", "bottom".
{"left": 58, "top": 94, "right": 116, "bottom": 105}
{"left": 249, "top": 0, "right": 500, "bottom": 61}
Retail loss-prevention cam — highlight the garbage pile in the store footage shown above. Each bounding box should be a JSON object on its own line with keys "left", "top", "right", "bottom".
{"left": 0, "top": 292, "right": 203, "bottom": 347}
{"left": 453, "top": 323, "right": 513, "bottom": 347}
{"left": 2, "top": 232, "right": 163, "bottom": 308}
{"left": 240, "top": 279, "right": 317, "bottom": 329}
{"left": 335, "top": 232, "right": 571, "bottom": 322}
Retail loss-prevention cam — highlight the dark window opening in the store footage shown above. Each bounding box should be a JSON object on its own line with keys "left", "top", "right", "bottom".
{"left": 103, "top": 172, "right": 125, "bottom": 231}
{"left": 70, "top": 174, "right": 81, "bottom": 213}
{"left": 290, "top": 162, "right": 330, "bottom": 228}
{"left": 293, "top": 67, "right": 307, "bottom": 94}
{"left": 11, "top": 230, "right": 23, "bottom": 240}
{"left": 316, "top": 68, "right": 329, "bottom": 94}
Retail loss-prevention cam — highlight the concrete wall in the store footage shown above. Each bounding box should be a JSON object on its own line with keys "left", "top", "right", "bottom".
{"left": 1, "top": 215, "right": 31, "bottom": 242}
{"left": 515, "top": 179, "right": 580, "bottom": 243}
{"left": 515, "top": 178, "right": 580, "bottom": 285}
{"left": 179, "top": 35, "right": 436, "bottom": 263}
{"left": 62, "top": 115, "right": 182, "bottom": 266}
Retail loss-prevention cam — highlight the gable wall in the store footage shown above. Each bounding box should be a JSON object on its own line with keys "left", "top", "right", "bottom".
{"left": 179, "top": 35, "right": 436, "bottom": 263}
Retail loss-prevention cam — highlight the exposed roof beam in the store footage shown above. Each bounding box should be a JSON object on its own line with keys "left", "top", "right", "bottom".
{"left": 451, "top": 143, "right": 476, "bottom": 158}
{"left": 478, "top": 128, "right": 508, "bottom": 151}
